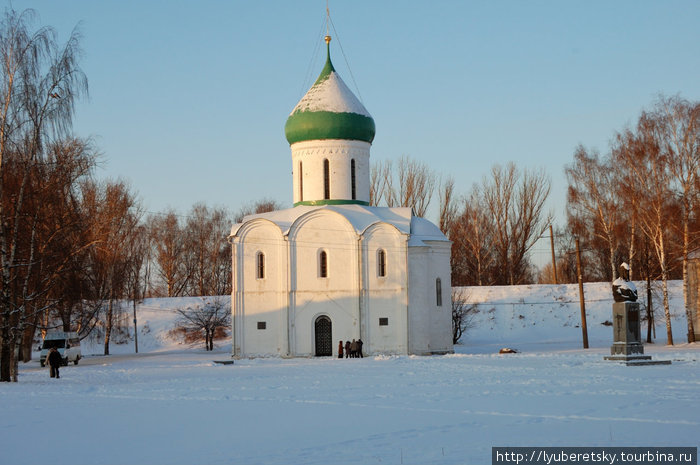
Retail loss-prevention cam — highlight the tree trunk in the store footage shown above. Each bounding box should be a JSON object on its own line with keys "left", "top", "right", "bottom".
{"left": 646, "top": 272, "right": 653, "bottom": 343}
{"left": 682, "top": 220, "right": 696, "bottom": 343}
{"left": 11, "top": 338, "right": 20, "bottom": 382}
{"left": 21, "top": 322, "right": 35, "bottom": 363}
{"left": 104, "top": 298, "right": 113, "bottom": 356}
{"left": 628, "top": 220, "right": 636, "bottom": 281}
{"left": 658, "top": 236, "right": 673, "bottom": 345}
{"left": 0, "top": 327, "right": 11, "bottom": 382}
{"left": 609, "top": 239, "right": 616, "bottom": 281}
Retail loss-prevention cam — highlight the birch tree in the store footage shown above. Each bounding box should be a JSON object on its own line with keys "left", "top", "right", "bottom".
{"left": 565, "top": 146, "right": 621, "bottom": 281}
{"left": 654, "top": 95, "right": 699, "bottom": 343}
{"left": 0, "top": 8, "right": 87, "bottom": 381}
{"left": 615, "top": 114, "right": 676, "bottom": 345}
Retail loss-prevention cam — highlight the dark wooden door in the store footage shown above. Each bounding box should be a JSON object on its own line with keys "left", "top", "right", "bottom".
{"left": 314, "top": 316, "right": 332, "bottom": 356}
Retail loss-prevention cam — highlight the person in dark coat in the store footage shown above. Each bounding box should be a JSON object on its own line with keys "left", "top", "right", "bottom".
{"left": 338, "top": 340, "right": 344, "bottom": 359}
{"left": 47, "top": 347, "right": 63, "bottom": 379}
{"left": 344, "top": 340, "right": 351, "bottom": 358}
{"left": 357, "top": 339, "right": 364, "bottom": 358}
{"left": 350, "top": 339, "right": 358, "bottom": 358}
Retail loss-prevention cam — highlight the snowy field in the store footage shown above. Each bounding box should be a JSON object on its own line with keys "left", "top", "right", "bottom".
{"left": 2, "top": 282, "right": 699, "bottom": 465}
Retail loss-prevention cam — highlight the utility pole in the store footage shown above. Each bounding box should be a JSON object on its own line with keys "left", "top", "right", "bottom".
{"left": 576, "top": 238, "right": 589, "bottom": 349}
{"left": 133, "top": 299, "right": 138, "bottom": 353}
{"left": 549, "top": 224, "right": 558, "bottom": 284}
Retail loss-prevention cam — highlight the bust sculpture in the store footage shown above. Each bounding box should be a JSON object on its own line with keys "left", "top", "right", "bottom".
{"left": 611, "top": 262, "right": 638, "bottom": 302}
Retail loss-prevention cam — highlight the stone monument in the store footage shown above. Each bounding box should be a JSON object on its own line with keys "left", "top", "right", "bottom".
{"left": 605, "top": 263, "right": 670, "bottom": 365}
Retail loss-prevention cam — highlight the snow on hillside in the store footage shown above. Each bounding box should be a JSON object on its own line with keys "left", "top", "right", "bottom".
{"left": 86, "top": 281, "right": 688, "bottom": 355}
{"left": 4, "top": 282, "right": 697, "bottom": 465}
{"left": 80, "top": 296, "right": 228, "bottom": 354}
{"left": 459, "top": 280, "right": 687, "bottom": 352}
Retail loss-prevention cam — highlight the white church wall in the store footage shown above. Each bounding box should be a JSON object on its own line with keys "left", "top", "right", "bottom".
{"left": 407, "top": 242, "right": 454, "bottom": 355}
{"left": 362, "top": 223, "right": 409, "bottom": 355}
{"left": 233, "top": 220, "right": 289, "bottom": 357}
{"left": 288, "top": 209, "right": 360, "bottom": 356}
{"left": 407, "top": 246, "right": 431, "bottom": 355}
{"left": 426, "top": 241, "right": 454, "bottom": 354}
{"left": 291, "top": 139, "right": 370, "bottom": 204}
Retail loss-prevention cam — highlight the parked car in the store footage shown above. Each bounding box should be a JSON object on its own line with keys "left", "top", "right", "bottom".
{"left": 39, "top": 331, "right": 81, "bottom": 367}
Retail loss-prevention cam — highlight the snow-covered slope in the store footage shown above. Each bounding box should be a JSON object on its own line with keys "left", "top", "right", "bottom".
{"left": 459, "top": 280, "right": 687, "bottom": 352}
{"left": 88, "top": 281, "right": 688, "bottom": 355}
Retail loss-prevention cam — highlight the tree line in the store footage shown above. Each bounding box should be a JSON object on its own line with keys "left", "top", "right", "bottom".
{"left": 369, "top": 97, "right": 699, "bottom": 346}
{"left": 0, "top": 7, "right": 282, "bottom": 381}
{"left": 371, "top": 157, "right": 554, "bottom": 288}
{"left": 563, "top": 95, "right": 699, "bottom": 344}
{"left": 2, "top": 8, "right": 697, "bottom": 382}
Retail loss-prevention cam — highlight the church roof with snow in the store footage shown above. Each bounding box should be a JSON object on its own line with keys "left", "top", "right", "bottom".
{"left": 284, "top": 38, "right": 375, "bottom": 145}
{"left": 230, "top": 205, "right": 449, "bottom": 246}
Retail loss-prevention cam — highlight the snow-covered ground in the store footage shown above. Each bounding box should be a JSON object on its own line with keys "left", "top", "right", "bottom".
{"left": 2, "top": 282, "right": 698, "bottom": 465}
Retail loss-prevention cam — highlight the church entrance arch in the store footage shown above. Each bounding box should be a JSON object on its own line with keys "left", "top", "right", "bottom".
{"left": 314, "top": 315, "right": 332, "bottom": 356}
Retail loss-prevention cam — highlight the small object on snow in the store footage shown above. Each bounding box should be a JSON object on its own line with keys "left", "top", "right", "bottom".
{"left": 499, "top": 348, "right": 518, "bottom": 354}
{"left": 213, "top": 360, "right": 234, "bottom": 365}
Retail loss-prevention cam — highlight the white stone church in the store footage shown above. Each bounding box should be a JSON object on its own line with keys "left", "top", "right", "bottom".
{"left": 229, "top": 36, "right": 453, "bottom": 358}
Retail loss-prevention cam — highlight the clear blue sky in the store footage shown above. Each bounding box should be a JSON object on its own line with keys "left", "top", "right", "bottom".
{"left": 10, "top": 1, "right": 700, "bottom": 231}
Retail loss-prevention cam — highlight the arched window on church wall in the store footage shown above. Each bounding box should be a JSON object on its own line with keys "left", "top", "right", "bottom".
{"left": 319, "top": 250, "right": 328, "bottom": 278}
{"left": 377, "top": 249, "right": 386, "bottom": 277}
{"left": 323, "top": 159, "right": 330, "bottom": 200}
{"left": 351, "top": 158, "right": 356, "bottom": 200}
{"left": 256, "top": 252, "right": 265, "bottom": 279}
{"left": 299, "top": 161, "right": 303, "bottom": 201}
{"left": 436, "top": 278, "right": 442, "bottom": 306}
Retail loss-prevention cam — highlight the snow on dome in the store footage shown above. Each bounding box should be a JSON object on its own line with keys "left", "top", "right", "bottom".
{"left": 290, "top": 71, "right": 371, "bottom": 117}
{"left": 285, "top": 43, "right": 375, "bottom": 145}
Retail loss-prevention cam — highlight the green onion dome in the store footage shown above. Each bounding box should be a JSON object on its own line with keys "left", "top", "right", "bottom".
{"left": 285, "top": 40, "right": 375, "bottom": 145}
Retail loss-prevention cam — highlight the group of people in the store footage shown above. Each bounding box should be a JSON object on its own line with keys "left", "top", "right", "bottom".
{"left": 338, "top": 339, "right": 363, "bottom": 358}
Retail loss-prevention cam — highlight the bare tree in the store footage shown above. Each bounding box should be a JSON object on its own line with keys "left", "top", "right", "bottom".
{"left": 653, "top": 95, "right": 699, "bottom": 343}
{"left": 184, "top": 203, "right": 231, "bottom": 296}
{"left": 452, "top": 288, "right": 478, "bottom": 344}
{"left": 0, "top": 8, "right": 88, "bottom": 381}
{"left": 233, "top": 198, "right": 283, "bottom": 223}
{"left": 124, "top": 224, "right": 150, "bottom": 352}
{"left": 450, "top": 190, "right": 495, "bottom": 286}
{"left": 438, "top": 176, "right": 457, "bottom": 235}
{"left": 5, "top": 138, "right": 96, "bottom": 366}
{"left": 615, "top": 114, "right": 676, "bottom": 345}
{"left": 565, "top": 146, "right": 621, "bottom": 281}
{"left": 175, "top": 297, "right": 231, "bottom": 351}
{"left": 80, "top": 180, "right": 141, "bottom": 355}
{"left": 481, "top": 163, "right": 552, "bottom": 285}
{"left": 396, "top": 156, "right": 436, "bottom": 217}
{"left": 370, "top": 160, "right": 393, "bottom": 207}
{"left": 369, "top": 156, "right": 437, "bottom": 217}
{"left": 148, "top": 210, "right": 189, "bottom": 297}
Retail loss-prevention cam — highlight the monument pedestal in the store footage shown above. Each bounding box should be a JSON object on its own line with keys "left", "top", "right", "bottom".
{"left": 603, "top": 301, "right": 671, "bottom": 365}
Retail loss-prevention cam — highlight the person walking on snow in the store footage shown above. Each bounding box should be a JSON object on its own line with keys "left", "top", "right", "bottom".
{"left": 47, "top": 347, "right": 63, "bottom": 379}
{"left": 344, "top": 340, "right": 351, "bottom": 358}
